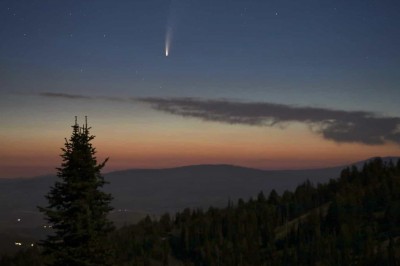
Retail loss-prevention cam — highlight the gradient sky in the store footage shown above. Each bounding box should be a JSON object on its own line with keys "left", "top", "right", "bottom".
{"left": 1, "top": 0, "right": 400, "bottom": 178}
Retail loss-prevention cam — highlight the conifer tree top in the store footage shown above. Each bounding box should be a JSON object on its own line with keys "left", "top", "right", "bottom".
{"left": 38, "top": 117, "right": 114, "bottom": 266}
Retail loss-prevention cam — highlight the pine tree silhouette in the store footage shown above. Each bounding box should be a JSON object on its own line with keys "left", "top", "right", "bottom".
{"left": 39, "top": 117, "right": 114, "bottom": 266}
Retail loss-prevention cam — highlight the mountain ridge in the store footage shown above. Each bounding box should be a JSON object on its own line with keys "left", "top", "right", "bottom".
{"left": 3, "top": 156, "right": 399, "bottom": 181}
{"left": 0, "top": 156, "right": 399, "bottom": 253}
{"left": 0, "top": 156, "right": 398, "bottom": 217}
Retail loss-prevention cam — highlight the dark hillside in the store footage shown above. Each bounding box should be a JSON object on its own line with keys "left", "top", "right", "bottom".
{"left": 109, "top": 158, "right": 400, "bottom": 265}
{"left": 3, "top": 158, "right": 400, "bottom": 265}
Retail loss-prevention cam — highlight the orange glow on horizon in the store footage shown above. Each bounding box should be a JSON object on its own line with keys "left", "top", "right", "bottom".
{"left": 1, "top": 117, "right": 399, "bottom": 178}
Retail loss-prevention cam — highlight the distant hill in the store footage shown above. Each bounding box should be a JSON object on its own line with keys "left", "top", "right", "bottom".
{"left": 4, "top": 157, "right": 400, "bottom": 263}
{"left": 0, "top": 157, "right": 399, "bottom": 254}
{"left": 105, "top": 157, "right": 400, "bottom": 265}
{"left": 105, "top": 164, "right": 342, "bottom": 213}
{"left": 0, "top": 157, "right": 398, "bottom": 226}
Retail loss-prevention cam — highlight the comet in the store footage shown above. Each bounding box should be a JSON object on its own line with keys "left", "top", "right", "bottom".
{"left": 165, "top": 0, "right": 185, "bottom": 57}
{"left": 165, "top": 26, "right": 172, "bottom": 57}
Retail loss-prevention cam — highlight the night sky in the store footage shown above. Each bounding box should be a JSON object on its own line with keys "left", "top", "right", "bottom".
{"left": 1, "top": 0, "right": 400, "bottom": 178}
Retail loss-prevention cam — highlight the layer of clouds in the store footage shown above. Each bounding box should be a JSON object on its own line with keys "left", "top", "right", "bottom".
{"left": 138, "top": 97, "right": 400, "bottom": 145}
{"left": 38, "top": 92, "right": 400, "bottom": 145}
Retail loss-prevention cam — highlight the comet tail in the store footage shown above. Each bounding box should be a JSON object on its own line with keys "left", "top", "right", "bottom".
{"left": 165, "top": 26, "right": 172, "bottom": 57}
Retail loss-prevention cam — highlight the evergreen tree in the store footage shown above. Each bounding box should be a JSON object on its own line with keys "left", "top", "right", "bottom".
{"left": 39, "top": 117, "right": 114, "bottom": 266}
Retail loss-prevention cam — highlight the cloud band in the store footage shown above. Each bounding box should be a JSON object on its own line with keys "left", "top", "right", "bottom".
{"left": 38, "top": 92, "right": 400, "bottom": 145}
{"left": 138, "top": 97, "right": 400, "bottom": 145}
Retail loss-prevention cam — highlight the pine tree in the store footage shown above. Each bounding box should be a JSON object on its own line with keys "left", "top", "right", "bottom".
{"left": 39, "top": 117, "right": 114, "bottom": 266}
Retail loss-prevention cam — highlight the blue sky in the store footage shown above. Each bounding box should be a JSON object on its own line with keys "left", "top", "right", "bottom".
{"left": 1, "top": 0, "right": 400, "bottom": 177}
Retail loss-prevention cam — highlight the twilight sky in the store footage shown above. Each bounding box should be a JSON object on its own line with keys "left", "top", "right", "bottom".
{"left": 1, "top": 0, "right": 400, "bottom": 178}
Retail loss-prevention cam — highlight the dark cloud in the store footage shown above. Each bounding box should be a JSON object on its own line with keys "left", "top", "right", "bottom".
{"left": 138, "top": 97, "right": 400, "bottom": 145}
{"left": 39, "top": 92, "right": 93, "bottom": 100}
{"left": 37, "top": 92, "right": 400, "bottom": 145}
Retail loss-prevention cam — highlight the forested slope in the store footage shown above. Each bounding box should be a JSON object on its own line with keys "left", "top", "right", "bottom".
{"left": 2, "top": 158, "right": 400, "bottom": 265}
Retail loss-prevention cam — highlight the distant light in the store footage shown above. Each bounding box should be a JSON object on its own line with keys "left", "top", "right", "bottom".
{"left": 17, "top": 218, "right": 21, "bottom": 222}
{"left": 31, "top": 243, "right": 34, "bottom": 247}
{"left": 15, "top": 242, "right": 22, "bottom": 246}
